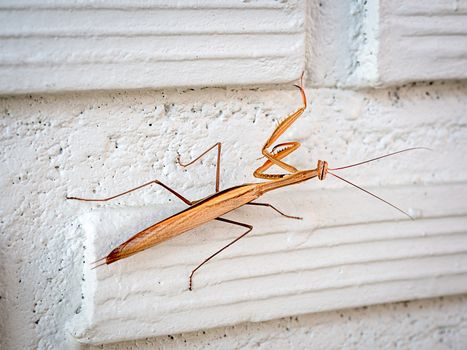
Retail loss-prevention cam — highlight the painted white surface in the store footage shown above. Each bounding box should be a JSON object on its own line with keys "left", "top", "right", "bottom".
{"left": 1, "top": 81, "right": 467, "bottom": 348}
{"left": 5, "top": 0, "right": 467, "bottom": 94}
{"left": 378, "top": 0, "right": 467, "bottom": 84}
{"left": 79, "top": 295, "right": 467, "bottom": 350}
{"left": 74, "top": 184, "right": 467, "bottom": 344}
{"left": 0, "top": 0, "right": 305, "bottom": 94}
{"left": 307, "top": 0, "right": 467, "bottom": 87}
{"left": 1, "top": 1, "right": 467, "bottom": 349}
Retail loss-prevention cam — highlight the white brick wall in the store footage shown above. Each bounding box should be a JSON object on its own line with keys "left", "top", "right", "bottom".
{"left": 1, "top": 1, "right": 467, "bottom": 349}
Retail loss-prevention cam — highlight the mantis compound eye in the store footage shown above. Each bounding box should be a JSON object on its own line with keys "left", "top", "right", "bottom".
{"left": 317, "top": 160, "right": 328, "bottom": 180}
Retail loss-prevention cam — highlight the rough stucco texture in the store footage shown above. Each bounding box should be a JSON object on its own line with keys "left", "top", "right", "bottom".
{"left": 1, "top": 81, "right": 467, "bottom": 349}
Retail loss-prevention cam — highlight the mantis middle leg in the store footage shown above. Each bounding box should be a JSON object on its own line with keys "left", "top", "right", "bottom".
{"left": 177, "top": 142, "right": 222, "bottom": 193}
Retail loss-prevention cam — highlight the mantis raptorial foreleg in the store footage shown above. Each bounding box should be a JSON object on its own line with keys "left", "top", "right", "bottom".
{"left": 258, "top": 74, "right": 307, "bottom": 175}
{"left": 254, "top": 141, "right": 301, "bottom": 179}
{"left": 66, "top": 179, "right": 194, "bottom": 205}
{"left": 177, "top": 142, "right": 222, "bottom": 193}
{"left": 189, "top": 217, "right": 253, "bottom": 290}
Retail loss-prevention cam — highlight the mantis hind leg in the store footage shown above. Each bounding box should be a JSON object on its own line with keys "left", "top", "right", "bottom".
{"left": 188, "top": 217, "right": 253, "bottom": 291}
{"left": 177, "top": 142, "right": 222, "bottom": 193}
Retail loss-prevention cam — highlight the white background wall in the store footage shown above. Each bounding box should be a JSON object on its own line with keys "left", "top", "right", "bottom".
{"left": 1, "top": 1, "right": 467, "bottom": 349}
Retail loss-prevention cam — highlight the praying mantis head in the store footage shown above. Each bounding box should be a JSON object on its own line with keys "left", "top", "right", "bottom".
{"left": 316, "top": 160, "right": 328, "bottom": 181}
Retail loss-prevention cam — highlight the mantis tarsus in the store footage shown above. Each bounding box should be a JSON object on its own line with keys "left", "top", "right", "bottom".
{"left": 67, "top": 75, "right": 427, "bottom": 290}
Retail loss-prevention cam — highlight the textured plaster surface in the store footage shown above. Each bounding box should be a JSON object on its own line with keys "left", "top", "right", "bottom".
{"left": 1, "top": 80, "right": 467, "bottom": 348}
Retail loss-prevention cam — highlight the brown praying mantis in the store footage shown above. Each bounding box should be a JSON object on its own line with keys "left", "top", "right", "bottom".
{"left": 67, "top": 75, "right": 427, "bottom": 290}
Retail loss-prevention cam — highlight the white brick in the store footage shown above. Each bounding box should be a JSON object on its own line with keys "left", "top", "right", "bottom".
{"left": 72, "top": 183, "right": 467, "bottom": 344}
{"left": 308, "top": 0, "right": 467, "bottom": 87}
{"left": 0, "top": 0, "right": 305, "bottom": 94}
